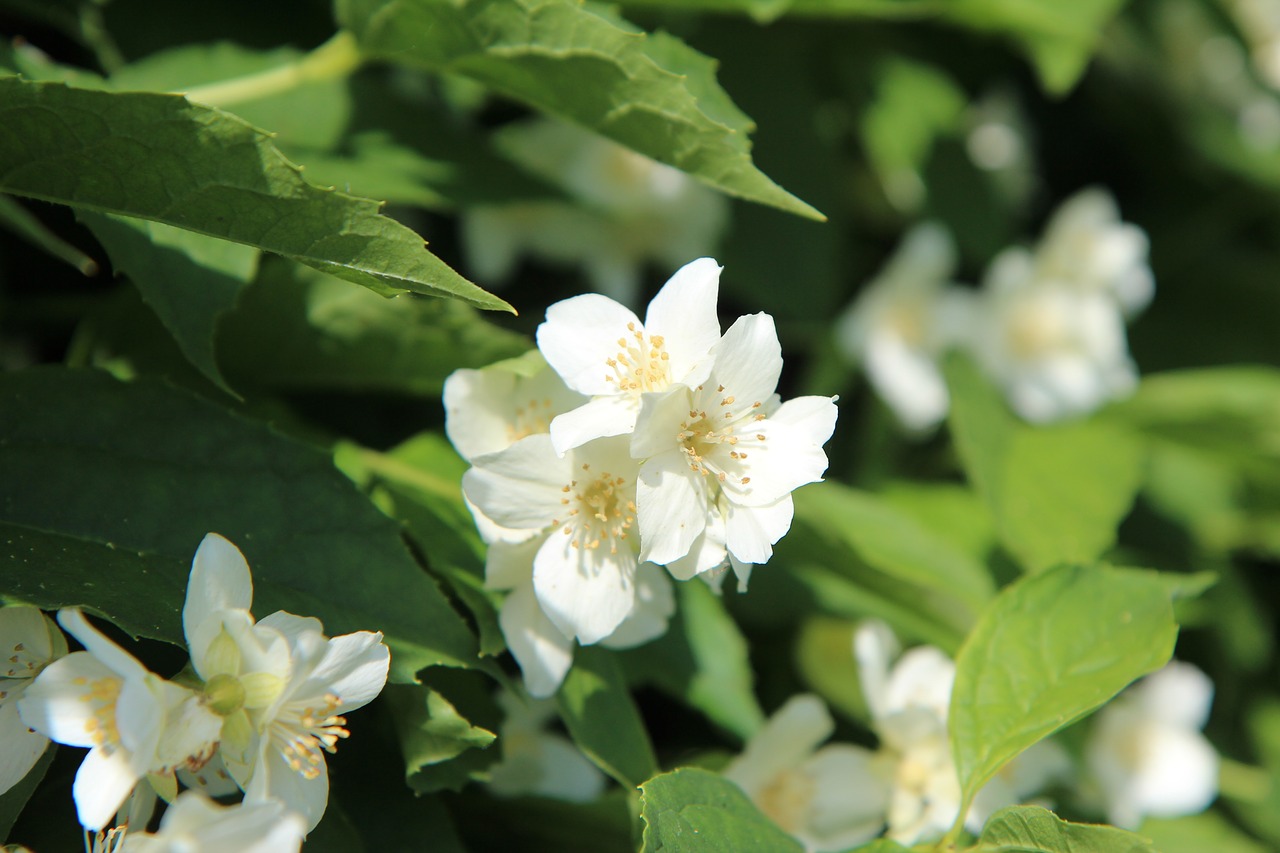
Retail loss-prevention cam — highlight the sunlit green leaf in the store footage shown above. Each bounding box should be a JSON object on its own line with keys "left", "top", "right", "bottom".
{"left": 336, "top": 0, "right": 823, "bottom": 220}
{"left": 950, "top": 565, "right": 1177, "bottom": 810}
{"left": 1140, "top": 812, "right": 1268, "bottom": 853}
{"left": 639, "top": 767, "right": 803, "bottom": 853}
{"left": 0, "top": 76, "right": 511, "bottom": 311}
{"left": 976, "top": 805, "right": 1157, "bottom": 852}
{"left": 384, "top": 675, "right": 499, "bottom": 793}
{"left": 0, "top": 367, "right": 479, "bottom": 683}
{"left": 559, "top": 645, "right": 658, "bottom": 789}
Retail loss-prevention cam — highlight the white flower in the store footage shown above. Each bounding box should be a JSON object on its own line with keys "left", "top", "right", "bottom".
{"left": 537, "top": 257, "right": 723, "bottom": 454}
{"left": 0, "top": 605, "right": 66, "bottom": 797}
{"left": 1085, "top": 660, "right": 1219, "bottom": 830}
{"left": 122, "top": 791, "right": 306, "bottom": 853}
{"left": 853, "top": 620, "right": 1068, "bottom": 844}
{"left": 181, "top": 534, "right": 390, "bottom": 833}
{"left": 461, "top": 118, "right": 729, "bottom": 305}
{"left": 1032, "top": 188, "right": 1154, "bottom": 317}
{"left": 724, "top": 695, "right": 890, "bottom": 852}
{"left": 968, "top": 256, "right": 1138, "bottom": 423}
{"left": 486, "top": 691, "right": 606, "bottom": 802}
{"left": 17, "top": 609, "right": 222, "bottom": 831}
{"left": 835, "top": 224, "right": 972, "bottom": 431}
{"left": 464, "top": 434, "right": 647, "bottom": 647}
{"left": 630, "top": 313, "right": 838, "bottom": 575}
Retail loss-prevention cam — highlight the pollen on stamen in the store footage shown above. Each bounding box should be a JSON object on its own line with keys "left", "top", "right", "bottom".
{"left": 757, "top": 434, "right": 766, "bottom": 440}
{"left": 742, "top": 477, "right": 752, "bottom": 485}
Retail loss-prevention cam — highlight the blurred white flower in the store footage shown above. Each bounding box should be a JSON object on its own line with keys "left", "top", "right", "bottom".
{"left": 17, "top": 609, "right": 221, "bottom": 831}
{"left": 836, "top": 224, "right": 971, "bottom": 431}
{"left": 968, "top": 253, "right": 1138, "bottom": 424}
{"left": 122, "top": 791, "right": 306, "bottom": 853}
{"left": 1085, "top": 660, "right": 1219, "bottom": 830}
{"left": 487, "top": 691, "right": 606, "bottom": 802}
{"left": 854, "top": 620, "right": 1069, "bottom": 844}
{"left": 461, "top": 119, "right": 729, "bottom": 306}
{"left": 630, "top": 313, "right": 837, "bottom": 580}
{"left": 724, "top": 695, "right": 889, "bottom": 852}
{"left": 538, "top": 257, "right": 723, "bottom": 454}
{"left": 0, "top": 605, "right": 66, "bottom": 797}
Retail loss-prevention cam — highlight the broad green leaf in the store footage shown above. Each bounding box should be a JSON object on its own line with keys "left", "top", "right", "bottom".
{"left": 79, "top": 212, "right": 259, "bottom": 395}
{"left": 878, "top": 482, "right": 998, "bottom": 566}
{"left": 620, "top": 579, "right": 765, "bottom": 741}
{"left": 845, "top": 841, "right": 912, "bottom": 853}
{"left": 793, "top": 482, "right": 995, "bottom": 618}
{"left": 384, "top": 675, "right": 500, "bottom": 793}
{"left": 950, "top": 565, "right": 1177, "bottom": 811}
{"left": 0, "top": 194, "right": 97, "bottom": 275}
{"left": 1140, "top": 812, "right": 1268, "bottom": 853}
{"left": 639, "top": 767, "right": 804, "bottom": 853}
{"left": 613, "top": 0, "right": 939, "bottom": 22}
{"left": 0, "top": 367, "right": 478, "bottom": 682}
{"left": 946, "top": 357, "right": 1144, "bottom": 573}
{"left": 0, "top": 76, "right": 512, "bottom": 311}
{"left": 336, "top": 0, "right": 824, "bottom": 220}
{"left": 218, "top": 258, "right": 529, "bottom": 397}
{"left": 0, "top": 744, "right": 54, "bottom": 840}
{"left": 450, "top": 790, "right": 635, "bottom": 852}
{"left": 559, "top": 645, "right": 658, "bottom": 789}
{"left": 977, "top": 805, "right": 1156, "bottom": 852}
{"left": 1234, "top": 700, "right": 1280, "bottom": 846}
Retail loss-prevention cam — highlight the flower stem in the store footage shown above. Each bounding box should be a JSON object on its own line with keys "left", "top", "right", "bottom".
{"left": 178, "top": 31, "right": 362, "bottom": 109}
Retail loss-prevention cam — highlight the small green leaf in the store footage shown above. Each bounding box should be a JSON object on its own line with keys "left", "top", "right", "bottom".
{"left": 976, "top": 805, "right": 1157, "bottom": 852}
{"left": 384, "top": 676, "right": 499, "bottom": 793}
{"left": 947, "top": 357, "right": 1144, "bottom": 573}
{"left": 950, "top": 565, "right": 1177, "bottom": 811}
{"left": 79, "top": 212, "right": 259, "bottom": 394}
{"left": 559, "top": 645, "right": 658, "bottom": 789}
{"left": 0, "top": 76, "right": 511, "bottom": 311}
{"left": 639, "top": 767, "right": 804, "bottom": 853}
{"left": 336, "top": 0, "right": 823, "bottom": 220}
{"left": 0, "top": 194, "right": 97, "bottom": 275}
{"left": 620, "top": 579, "right": 765, "bottom": 741}
{"left": 0, "top": 367, "right": 479, "bottom": 683}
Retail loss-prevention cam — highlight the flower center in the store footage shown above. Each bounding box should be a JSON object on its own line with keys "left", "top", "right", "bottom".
{"left": 4, "top": 640, "right": 45, "bottom": 678}
{"left": 507, "top": 397, "right": 557, "bottom": 443}
{"left": 603, "top": 322, "right": 672, "bottom": 395}
{"left": 676, "top": 386, "right": 766, "bottom": 484}
{"left": 74, "top": 674, "right": 123, "bottom": 753}
{"left": 278, "top": 692, "right": 350, "bottom": 781}
{"left": 1006, "top": 297, "right": 1069, "bottom": 359}
{"left": 757, "top": 767, "right": 815, "bottom": 834}
{"left": 204, "top": 672, "right": 247, "bottom": 716}
{"left": 553, "top": 463, "right": 635, "bottom": 555}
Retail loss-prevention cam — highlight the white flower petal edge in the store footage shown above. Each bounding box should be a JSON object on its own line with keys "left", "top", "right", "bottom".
{"left": 123, "top": 791, "right": 306, "bottom": 853}
{"left": 538, "top": 258, "right": 722, "bottom": 454}
{"left": 0, "top": 605, "right": 66, "bottom": 797}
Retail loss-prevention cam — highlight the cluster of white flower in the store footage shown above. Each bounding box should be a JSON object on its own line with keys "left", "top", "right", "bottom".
{"left": 461, "top": 118, "right": 730, "bottom": 307}
{"left": 446, "top": 258, "right": 838, "bottom": 697}
{"left": 838, "top": 188, "right": 1153, "bottom": 428}
{"left": 724, "top": 621, "right": 1218, "bottom": 851}
{"left": 1, "top": 534, "right": 389, "bottom": 847}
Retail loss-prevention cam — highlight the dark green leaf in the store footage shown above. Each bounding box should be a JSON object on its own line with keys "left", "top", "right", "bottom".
{"left": 559, "top": 645, "right": 658, "bottom": 789}
{"left": 384, "top": 677, "right": 499, "bottom": 793}
{"left": 0, "top": 195, "right": 98, "bottom": 275}
{"left": 0, "top": 77, "right": 511, "bottom": 311}
{"left": 0, "top": 367, "right": 478, "bottom": 682}
{"left": 639, "top": 767, "right": 803, "bottom": 853}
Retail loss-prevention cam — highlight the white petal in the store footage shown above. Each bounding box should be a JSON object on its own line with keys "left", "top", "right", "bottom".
{"left": 518, "top": 734, "right": 607, "bottom": 802}
{"left": 113, "top": 674, "right": 166, "bottom": 765}
{"left": 884, "top": 647, "right": 955, "bottom": 723}
{"left": 17, "top": 652, "right": 118, "bottom": 748}
{"left": 723, "top": 695, "right": 833, "bottom": 798}
{"left": 636, "top": 452, "right": 709, "bottom": 566}
{"left": 499, "top": 582, "right": 574, "bottom": 699}
{"left": 462, "top": 435, "right": 568, "bottom": 531}
{"left": 1133, "top": 661, "right": 1214, "bottom": 730}
{"left": 600, "top": 566, "right": 675, "bottom": 649}
{"left": 0, "top": 696, "right": 48, "bottom": 797}
{"left": 537, "top": 294, "right": 643, "bottom": 396}
{"left": 184, "top": 534, "right": 254, "bottom": 649}
{"left": 853, "top": 620, "right": 900, "bottom": 724}
{"left": 56, "top": 610, "right": 148, "bottom": 682}
{"left": 724, "top": 496, "right": 794, "bottom": 566}
{"left": 246, "top": 736, "right": 330, "bottom": 833}
{"left": 726, "top": 555, "right": 753, "bottom": 592}
{"left": 643, "top": 258, "right": 722, "bottom": 383}
{"left": 297, "top": 631, "right": 390, "bottom": 715}
{"left": 549, "top": 395, "right": 639, "bottom": 455}
{"left": 717, "top": 418, "right": 829, "bottom": 507}
{"left": 707, "top": 314, "right": 783, "bottom": 411}
{"left": 485, "top": 536, "right": 542, "bottom": 591}
{"left": 254, "top": 612, "right": 326, "bottom": 653}
{"left": 864, "top": 332, "right": 950, "bottom": 431}
{"left": 630, "top": 385, "right": 693, "bottom": 460}
{"left": 144, "top": 792, "right": 307, "bottom": 853}
{"left": 663, "top": 511, "right": 728, "bottom": 581}
{"left": 443, "top": 366, "right": 522, "bottom": 462}
{"left": 532, "top": 534, "right": 636, "bottom": 645}
{"left": 769, "top": 396, "right": 839, "bottom": 446}
{"left": 803, "top": 744, "right": 891, "bottom": 847}
{"left": 0, "top": 605, "right": 59, "bottom": 672}
{"left": 74, "top": 746, "right": 141, "bottom": 831}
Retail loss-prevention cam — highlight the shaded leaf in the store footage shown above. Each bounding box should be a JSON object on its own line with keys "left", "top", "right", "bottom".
{"left": 559, "top": 645, "right": 658, "bottom": 789}
{"left": 639, "top": 767, "right": 803, "bottom": 853}
{"left": 977, "top": 805, "right": 1156, "bottom": 852}
{"left": 0, "top": 194, "right": 97, "bottom": 275}
{"left": 384, "top": 675, "right": 500, "bottom": 793}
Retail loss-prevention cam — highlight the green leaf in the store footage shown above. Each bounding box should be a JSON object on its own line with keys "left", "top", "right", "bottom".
{"left": 335, "top": 0, "right": 823, "bottom": 220}
{"left": 0, "top": 76, "right": 511, "bottom": 311}
{"left": 0, "top": 194, "right": 98, "bottom": 275}
{"left": 794, "top": 617, "right": 867, "bottom": 722}
{"left": 217, "top": 258, "right": 529, "bottom": 397}
{"left": 558, "top": 645, "right": 658, "bottom": 789}
{"left": 976, "top": 805, "right": 1156, "bottom": 852}
{"left": 384, "top": 676, "right": 500, "bottom": 793}
{"left": 946, "top": 357, "right": 1145, "bottom": 573}
{"left": 620, "top": 579, "right": 765, "bottom": 741}
{"left": 639, "top": 767, "right": 803, "bottom": 853}
{"left": 950, "top": 565, "right": 1177, "bottom": 811}
{"left": 79, "top": 212, "right": 259, "bottom": 395}
{"left": 1140, "top": 812, "right": 1269, "bottom": 853}
{"left": 0, "top": 367, "right": 478, "bottom": 682}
